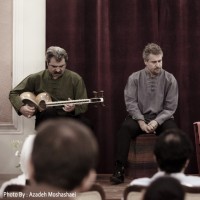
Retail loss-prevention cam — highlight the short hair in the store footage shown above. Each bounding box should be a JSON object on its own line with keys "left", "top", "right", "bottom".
{"left": 31, "top": 119, "right": 98, "bottom": 191}
{"left": 142, "top": 43, "right": 163, "bottom": 61}
{"left": 143, "top": 176, "right": 185, "bottom": 200}
{"left": 154, "top": 129, "right": 193, "bottom": 173}
{"left": 46, "top": 46, "right": 68, "bottom": 64}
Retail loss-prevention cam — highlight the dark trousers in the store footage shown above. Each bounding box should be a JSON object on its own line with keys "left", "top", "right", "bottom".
{"left": 116, "top": 116, "right": 178, "bottom": 166}
{"left": 35, "top": 107, "right": 92, "bottom": 130}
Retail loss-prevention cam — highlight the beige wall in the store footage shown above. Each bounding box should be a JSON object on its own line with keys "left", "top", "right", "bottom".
{"left": 0, "top": 0, "right": 45, "bottom": 176}
{"left": 0, "top": 0, "right": 13, "bottom": 123}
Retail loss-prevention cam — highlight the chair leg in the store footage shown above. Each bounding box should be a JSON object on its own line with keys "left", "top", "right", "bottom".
{"left": 193, "top": 122, "right": 200, "bottom": 175}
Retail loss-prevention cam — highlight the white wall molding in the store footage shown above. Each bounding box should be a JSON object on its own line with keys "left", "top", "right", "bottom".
{"left": 0, "top": 0, "right": 46, "bottom": 135}
{"left": 0, "top": 0, "right": 45, "bottom": 174}
{"left": 0, "top": 0, "right": 23, "bottom": 134}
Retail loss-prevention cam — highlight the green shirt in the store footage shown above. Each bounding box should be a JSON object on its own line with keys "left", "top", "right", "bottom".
{"left": 9, "top": 69, "right": 88, "bottom": 116}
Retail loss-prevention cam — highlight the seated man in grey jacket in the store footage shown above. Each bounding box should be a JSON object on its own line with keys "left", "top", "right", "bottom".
{"left": 110, "top": 43, "right": 178, "bottom": 184}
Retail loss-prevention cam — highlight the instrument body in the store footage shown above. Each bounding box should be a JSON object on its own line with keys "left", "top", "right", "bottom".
{"left": 20, "top": 91, "right": 104, "bottom": 112}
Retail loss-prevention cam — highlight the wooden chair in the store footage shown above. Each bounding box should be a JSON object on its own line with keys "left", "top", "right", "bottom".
{"left": 76, "top": 183, "right": 106, "bottom": 200}
{"left": 126, "top": 134, "right": 158, "bottom": 178}
{"left": 183, "top": 185, "right": 200, "bottom": 200}
{"left": 193, "top": 122, "right": 200, "bottom": 174}
{"left": 123, "top": 184, "right": 200, "bottom": 200}
{"left": 123, "top": 185, "right": 146, "bottom": 200}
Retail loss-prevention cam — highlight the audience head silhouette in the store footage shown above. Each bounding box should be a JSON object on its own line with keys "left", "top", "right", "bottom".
{"left": 154, "top": 129, "right": 193, "bottom": 173}
{"left": 29, "top": 118, "right": 98, "bottom": 192}
{"left": 142, "top": 176, "right": 185, "bottom": 200}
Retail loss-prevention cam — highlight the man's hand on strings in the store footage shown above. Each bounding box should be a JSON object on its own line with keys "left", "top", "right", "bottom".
{"left": 63, "top": 98, "right": 75, "bottom": 112}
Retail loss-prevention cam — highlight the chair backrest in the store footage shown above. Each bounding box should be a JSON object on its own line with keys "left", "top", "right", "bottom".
{"left": 76, "top": 183, "right": 106, "bottom": 200}
{"left": 4, "top": 184, "right": 25, "bottom": 193}
{"left": 183, "top": 185, "right": 200, "bottom": 200}
{"left": 123, "top": 185, "right": 200, "bottom": 200}
{"left": 123, "top": 185, "right": 146, "bottom": 200}
{"left": 193, "top": 122, "right": 200, "bottom": 174}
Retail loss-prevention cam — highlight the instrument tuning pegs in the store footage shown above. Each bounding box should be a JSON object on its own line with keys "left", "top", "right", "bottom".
{"left": 93, "top": 91, "right": 98, "bottom": 98}
{"left": 93, "top": 90, "right": 105, "bottom": 107}
{"left": 99, "top": 90, "right": 105, "bottom": 107}
{"left": 93, "top": 91, "right": 98, "bottom": 108}
{"left": 99, "top": 90, "right": 104, "bottom": 98}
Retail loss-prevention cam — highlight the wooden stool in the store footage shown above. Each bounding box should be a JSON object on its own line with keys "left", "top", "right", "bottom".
{"left": 126, "top": 133, "right": 158, "bottom": 178}
{"left": 193, "top": 122, "right": 200, "bottom": 175}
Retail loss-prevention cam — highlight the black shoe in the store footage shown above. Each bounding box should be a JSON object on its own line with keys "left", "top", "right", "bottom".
{"left": 110, "top": 161, "right": 125, "bottom": 184}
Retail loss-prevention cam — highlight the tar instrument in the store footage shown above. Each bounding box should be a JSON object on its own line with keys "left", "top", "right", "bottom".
{"left": 20, "top": 91, "right": 105, "bottom": 112}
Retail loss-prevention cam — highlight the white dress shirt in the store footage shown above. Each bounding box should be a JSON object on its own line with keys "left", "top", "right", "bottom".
{"left": 130, "top": 171, "right": 200, "bottom": 187}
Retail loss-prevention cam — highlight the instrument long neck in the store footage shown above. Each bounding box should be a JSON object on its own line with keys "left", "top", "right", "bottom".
{"left": 45, "top": 98, "right": 104, "bottom": 107}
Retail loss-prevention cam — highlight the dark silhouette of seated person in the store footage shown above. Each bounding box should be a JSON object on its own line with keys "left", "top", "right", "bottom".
{"left": 130, "top": 129, "right": 200, "bottom": 187}
{"left": 142, "top": 176, "right": 185, "bottom": 200}
{"left": 3, "top": 119, "right": 98, "bottom": 199}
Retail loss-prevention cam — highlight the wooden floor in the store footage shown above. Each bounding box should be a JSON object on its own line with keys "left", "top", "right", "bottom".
{"left": 95, "top": 174, "right": 132, "bottom": 200}
{"left": 0, "top": 174, "right": 131, "bottom": 200}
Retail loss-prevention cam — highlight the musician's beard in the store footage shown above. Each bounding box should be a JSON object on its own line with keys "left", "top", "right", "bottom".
{"left": 52, "top": 72, "right": 62, "bottom": 79}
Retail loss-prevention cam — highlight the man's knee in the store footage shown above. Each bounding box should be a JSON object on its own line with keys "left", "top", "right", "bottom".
{"left": 119, "top": 117, "right": 141, "bottom": 138}
{"left": 157, "top": 119, "right": 178, "bottom": 135}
